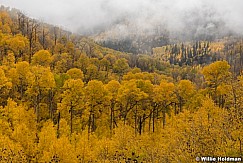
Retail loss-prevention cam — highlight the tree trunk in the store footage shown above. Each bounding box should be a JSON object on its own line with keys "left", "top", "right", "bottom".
{"left": 36, "top": 93, "right": 41, "bottom": 123}
{"left": 152, "top": 108, "right": 155, "bottom": 132}
{"left": 57, "top": 112, "right": 60, "bottom": 138}
{"left": 70, "top": 105, "right": 73, "bottom": 134}
{"left": 162, "top": 108, "right": 166, "bottom": 129}
{"left": 92, "top": 113, "right": 95, "bottom": 132}
{"left": 139, "top": 116, "right": 142, "bottom": 135}
{"left": 134, "top": 106, "right": 137, "bottom": 135}
{"left": 149, "top": 111, "right": 151, "bottom": 132}
{"left": 110, "top": 102, "right": 115, "bottom": 136}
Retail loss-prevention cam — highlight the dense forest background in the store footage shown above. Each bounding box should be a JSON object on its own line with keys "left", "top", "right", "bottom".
{"left": 0, "top": 6, "right": 242, "bottom": 162}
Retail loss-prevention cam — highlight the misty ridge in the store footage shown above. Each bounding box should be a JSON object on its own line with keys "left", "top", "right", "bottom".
{"left": 74, "top": 0, "right": 243, "bottom": 42}
{"left": 75, "top": 0, "right": 242, "bottom": 53}
{"left": 1, "top": 0, "right": 243, "bottom": 54}
{"left": 1, "top": 0, "right": 243, "bottom": 39}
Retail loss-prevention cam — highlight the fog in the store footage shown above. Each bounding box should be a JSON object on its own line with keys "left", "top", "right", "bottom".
{"left": 0, "top": 0, "right": 243, "bottom": 40}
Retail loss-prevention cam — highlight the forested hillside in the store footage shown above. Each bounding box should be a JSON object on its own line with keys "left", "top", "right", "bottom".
{"left": 0, "top": 7, "right": 242, "bottom": 162}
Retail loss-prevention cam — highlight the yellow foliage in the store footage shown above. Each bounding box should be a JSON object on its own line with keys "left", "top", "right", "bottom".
{"left": 66, "top": 68, "right": 84, "bottom": 80}
{"left": 32, "top": 50, "right": 52, "bottom": 67}
{"left": 0, "top": 11, "right": 12, "bottom": 33}
{"left": 0, "top": 10, "right": 242, "bottom": 163}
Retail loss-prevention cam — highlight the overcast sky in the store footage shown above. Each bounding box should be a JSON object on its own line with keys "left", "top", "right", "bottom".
{"left": 0, "top": 0, "right": 243, "bottom": 37}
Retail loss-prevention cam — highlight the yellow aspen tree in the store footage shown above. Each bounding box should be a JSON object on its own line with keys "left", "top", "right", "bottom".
{"left": 153, "top": 80, "right": 176, "bottom": 129}
{"left": 66, "top": 68, "right": 84, "bottom": 80}
{"left": 85, "top": 80, "right": 110, "bottom": 135}
{"left": 32, "top": 50, "right": 52, "bottom": 67}
{"left": 0, "top": 11, "right": 12, "bottom": 34}
{"left": 117, "top": 80, "right": 148, "bottom": 128}
{"left": 59, "top": 79, "right": 85, "bottom": 134}
{"left": 134, "top": 79, "right": 153, "bottom": 134}
{"left": 202, "top": 61, "right": 231, "bottom": 106}
{"left": 6, "top": 34, "right": 29, "bottom": 62}
{"left": 105, "top": 80, "right": 120, "bottom": 133}
{"left": 113, "top": 58, "right": 129, "bottom": 81}
{"left": 26, "top": 66, "right": 55, "bottom": 122}
{"left": 176, "top": 80, "right": 195, "bottom": 113}
{"left": 0, "top": 67, "right": 12, "bottom": 105}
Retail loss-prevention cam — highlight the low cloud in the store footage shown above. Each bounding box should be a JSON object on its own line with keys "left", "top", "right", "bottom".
{"left": 1, "top": 0, "right": 243, "bottom": 40}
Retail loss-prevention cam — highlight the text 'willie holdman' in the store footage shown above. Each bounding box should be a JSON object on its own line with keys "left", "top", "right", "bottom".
{"left": 197, "top": 156, "right": 242, "bottom": 162}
